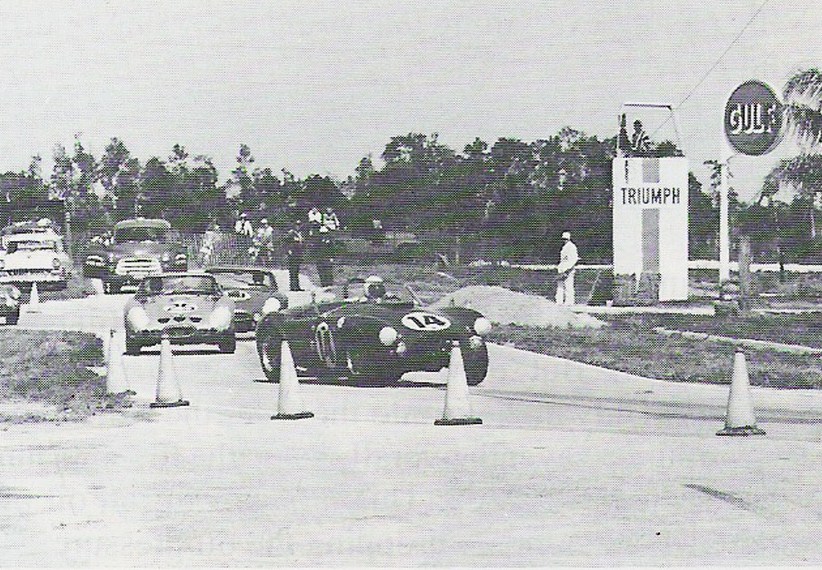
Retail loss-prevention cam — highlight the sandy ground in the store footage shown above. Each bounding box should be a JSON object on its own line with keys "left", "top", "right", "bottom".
{"left": 2, "top": 273, "right": 822, "bottom": 566}
{"left": 431, "top": 285, "right": 605, "bottom": 328}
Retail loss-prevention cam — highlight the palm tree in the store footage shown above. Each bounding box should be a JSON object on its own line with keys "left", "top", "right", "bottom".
{"left": 772, "top": 69, "right": 822, "bottom": 239}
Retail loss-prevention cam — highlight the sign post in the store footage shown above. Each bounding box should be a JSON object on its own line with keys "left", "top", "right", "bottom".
{"left": 720, "top": 80, "right": 783, "bottom": 289}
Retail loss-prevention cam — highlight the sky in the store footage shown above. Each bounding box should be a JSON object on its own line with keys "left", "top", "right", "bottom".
{"left": 0, "top": 1, "right": 820, "bottom": 201}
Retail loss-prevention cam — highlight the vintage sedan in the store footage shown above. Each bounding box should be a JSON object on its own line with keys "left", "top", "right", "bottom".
{"left": 84, "top": 218, "right": 188, "bottom": 293}
{"left": 255, "top": 276, "right": 491, "bottom": 385}
{"left": 123, "top": 272, "right": 236, "bottom": 355}
{"left": 0, "top": 283, "right": 21, "bottom": 325}
{"left": 204, "top": 266, "right": 289, "bottom": 334}
{"left": 0, "top": 229, "right": 73, "bottom": 290}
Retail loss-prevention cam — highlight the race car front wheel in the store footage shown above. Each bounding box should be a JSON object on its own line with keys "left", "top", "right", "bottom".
{"left": 463, "top": 343, "right": 489, "bottom": 386}
{"left": 258, "top": 334, "right": 281, "bottom": 382}
{"left": 218, "top": 334, "right": 236, "bottom": 354}
{"left": 6, "top": 308, "right": 19, "bottom": 325}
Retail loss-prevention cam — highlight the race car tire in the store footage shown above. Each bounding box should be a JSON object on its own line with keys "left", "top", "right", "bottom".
{"left": 218, "top": 334, "right": 236, "bottom": 354}
{"left": 125, "top": 335, "right": 141, "bottom": 356}
{"left": 6, "top": 308, "right": 19, "bottom": 325}
{"left": 463, "top": 343, "right": 489, "bottom": 386}
{"left": 257, "top": 333, "right": 282, "bottom": 382}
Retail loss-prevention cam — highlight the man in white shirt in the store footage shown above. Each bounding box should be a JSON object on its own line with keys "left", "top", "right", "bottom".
{"left": 555, "top": 231, "right": 579, "bottom": 305}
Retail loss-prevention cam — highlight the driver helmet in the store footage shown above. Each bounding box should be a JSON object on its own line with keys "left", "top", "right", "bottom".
{"left": 364, "top": 275, "right": 386, "bottom": 300}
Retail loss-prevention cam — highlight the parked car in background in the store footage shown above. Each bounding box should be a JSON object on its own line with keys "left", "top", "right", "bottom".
{"left": 123, "top": 272, "right": 236, "bottom": 355}
{"left": 255, "top": 275, "right": 491, "bottom": 386}
{"left": 84, "top": 218, "right": 188, "bottom": 293}
{"left": 0, "top": 224, "right": 72, "bottom": 290}
{"left": 204, "top": 266, "right": 289, "bottom": 334}
{"left": 0, "top": 283, "right": 21, "bottom": 324}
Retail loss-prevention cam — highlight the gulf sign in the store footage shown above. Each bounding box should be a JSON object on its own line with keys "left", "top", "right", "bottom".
{"left": 724, "top": 80, "right": 783, "bottom": 156}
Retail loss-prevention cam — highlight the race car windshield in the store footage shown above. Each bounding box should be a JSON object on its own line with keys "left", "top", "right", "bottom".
{"left": 211, "top": 271, "right": 273, "bottom": 289}
{"left": 142, "top": 276, "right": 218, "bottom": 295}
{"left": 115, "top": 227, "right": 167, "bottom": 243}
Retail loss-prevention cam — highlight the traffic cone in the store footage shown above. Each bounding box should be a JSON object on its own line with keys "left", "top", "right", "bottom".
{"left": 716, "top": 349, "right": 765, "bottom": 436}
{"left": 271, "top": 340, "right": 314, "bottom": 420}
{"left": 435, "top": 341, "right": 482, "bottom": 426}
{"left": 150, "top": 333, "right": 189, "bottom": 408}
{"left": 105, "top": 329, "right": 131, "bottom": 395}
{"left": 27, "top": 282, "right": 40, "bottom": 312}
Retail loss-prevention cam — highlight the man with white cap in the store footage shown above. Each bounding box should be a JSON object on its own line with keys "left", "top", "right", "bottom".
{"left": 555, "top": 231, "right": 579, "bottom": 305}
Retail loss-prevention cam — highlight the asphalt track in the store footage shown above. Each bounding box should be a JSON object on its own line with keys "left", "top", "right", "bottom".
{"left": 2, "top": 276, "right": 822, "bottom": 566}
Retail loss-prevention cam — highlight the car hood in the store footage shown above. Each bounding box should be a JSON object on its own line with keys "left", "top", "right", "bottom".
{"left": 2, "top": 250, "right": 67, "bottom": 269}
{"left": 222, "top": 287, "right": 273, "bottom": 312}
{"left": 320, "top": 302, "right": 484, "bottom": 338}
{"left": 139, "top": 293, "right": 227, "bottom": 318}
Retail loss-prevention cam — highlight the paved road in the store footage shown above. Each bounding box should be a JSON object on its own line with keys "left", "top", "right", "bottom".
{"left": 2, "top": 279, "right": 822, "bottom": 566}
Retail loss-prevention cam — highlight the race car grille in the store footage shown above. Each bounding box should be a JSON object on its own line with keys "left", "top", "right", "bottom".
{"left": 164, "top": 327, "right": 196, "bottom": 339}
{"left": 158, "top": 316, "right": 204, "bottom": 324}
{"left": 115, "top": 257, "right": 162, "bottom": 277}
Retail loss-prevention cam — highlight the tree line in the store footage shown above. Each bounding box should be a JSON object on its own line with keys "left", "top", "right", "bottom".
{"left": 5, "top": 65, "right": 822, "bottom": 264}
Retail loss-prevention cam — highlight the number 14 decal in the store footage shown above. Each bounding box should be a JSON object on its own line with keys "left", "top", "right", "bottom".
{"left": 401, "top": 312, "right": 451, "bottom": 331}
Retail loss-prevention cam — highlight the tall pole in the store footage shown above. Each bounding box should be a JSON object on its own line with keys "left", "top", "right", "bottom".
{"left": 719, "top": 158, "right": 730, "bottom": 285}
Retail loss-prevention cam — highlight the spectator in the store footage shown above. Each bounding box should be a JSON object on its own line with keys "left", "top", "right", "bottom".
{"left": 555, "top": 231, "right": 579, "bottom": 306}
{"left": 285, "top": 219, "right": 305, "bottom": 291}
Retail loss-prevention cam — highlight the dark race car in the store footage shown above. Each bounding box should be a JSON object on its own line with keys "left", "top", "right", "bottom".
{"left": 255, "top": 275, "right": 491, "bottom": 385}
{"left": 204, "top": 266, "right": 289, "bottom": 334}
{"left": 123, "top": 272, "right": 236, "bottom": 355}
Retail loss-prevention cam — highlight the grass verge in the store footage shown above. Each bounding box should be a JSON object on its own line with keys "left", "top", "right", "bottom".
{"left": 0, "top": 330, "right": 130, "bottom": 422}
{"left": 487, "top": 321, "right": 822, "bottom": 389}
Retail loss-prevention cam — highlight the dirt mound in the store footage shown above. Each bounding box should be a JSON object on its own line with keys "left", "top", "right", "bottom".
{"left": 431, "top": 285, "right": 605, "bottom": 329}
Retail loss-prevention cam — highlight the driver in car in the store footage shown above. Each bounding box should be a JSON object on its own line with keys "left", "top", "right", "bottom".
{"left": 364, "top": 275, "right": 387, "bottom": 303}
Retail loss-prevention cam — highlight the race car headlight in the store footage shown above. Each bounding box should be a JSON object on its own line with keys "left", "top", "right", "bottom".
{"left": 379, "top": 326, "right": 398, "bottom": 346}
{"left": 52, "top": 258, "right": 62, "bottom": 269}
{"left": 8, "top": 286, "right": 20, "bottom": 300}
{"left": 262, "top": 297, "right": 281, "bottom": 314}
{"left": 127, "top": 307, "right": 151, "bottom": 330}
{"left": 208, "top": 306, "right": 233, "bottom": 329}
{"left": 161, "top": 252, "right": 171, "bottom": 262}
{"left": 473, "top": 317, "right": 492, "bottom": 336}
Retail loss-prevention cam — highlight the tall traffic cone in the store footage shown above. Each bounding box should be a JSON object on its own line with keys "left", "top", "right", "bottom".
{"left": 27, "top": 282, "right": 40, "bottom": 312}
{"left": 105, "top": 329, "right": 131, "bottom": 395}
{"left": 716, "top": 348, "right": 765, "bottom": 436}
{"left": 150, "top": 333, "right": 190, "bottom": 408}
{"left": 271, "top": 340, "right": 314, "bottom": 420}
{"left": 435, "top": 341, "right": 482, "bottom": 426}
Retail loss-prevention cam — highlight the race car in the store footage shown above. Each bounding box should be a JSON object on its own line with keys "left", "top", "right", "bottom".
{"left": 0, "top": 227, "right": 73, "bottom": 290}
{"left": 123, "top": 272, "right": 236, "bottom": 355}
{"left": 255, "top": 275, "right": 491, "bottom": 385}
{"left": 204, "top": 266, "right": 289, "bottom": 334}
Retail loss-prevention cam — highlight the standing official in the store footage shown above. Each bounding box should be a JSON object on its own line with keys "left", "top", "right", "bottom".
{"left": 555, "top": 231, "right": 579, "bottom": 305}
{"left": 286, "top": 219, "right": 305, "bottom": 291}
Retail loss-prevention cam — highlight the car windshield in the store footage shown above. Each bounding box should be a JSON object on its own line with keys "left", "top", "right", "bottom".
{"left": 210, "top": 270, "right": 274, "bottom": 289}
{"left": 141, "top": 275, "right": 218, "bottom": 295}
{"left": 324, "top": 279, "right": 416, "bottom": 304}
{"left": 115, "top": 227, "right": 167, "bottom": 243}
